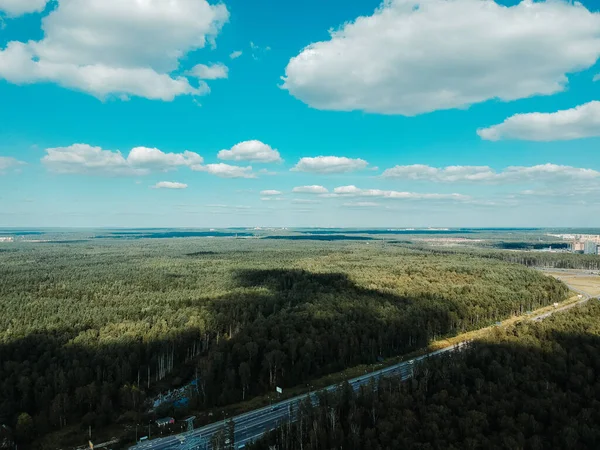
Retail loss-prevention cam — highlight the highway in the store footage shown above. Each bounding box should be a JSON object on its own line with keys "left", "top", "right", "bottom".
{"left": 129, "top": 343, "right": 464, "bottom": 450}
{"left": 130, "top": 271, "right": 599, "bottom": 450}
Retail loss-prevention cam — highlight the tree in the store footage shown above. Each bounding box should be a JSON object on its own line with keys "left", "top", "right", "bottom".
{"left": 15, "top": 412, "right": 34, "bottom": 443}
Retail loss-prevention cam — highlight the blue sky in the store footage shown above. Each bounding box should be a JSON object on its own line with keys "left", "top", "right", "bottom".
{"left": 0, "top": 0, "right": 599, "bottom": 228}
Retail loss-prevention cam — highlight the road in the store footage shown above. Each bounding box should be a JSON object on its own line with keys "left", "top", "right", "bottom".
{"left": 129, "top": 343, "right": 465, "bottom": 450}
{"left": 130, "top": 271, "right": 598, "bottom": 450}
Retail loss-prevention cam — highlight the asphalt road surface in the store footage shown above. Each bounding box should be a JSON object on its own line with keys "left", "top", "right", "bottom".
{"left": 129, "top": 344, "right": 464, "bottom": 450}
{"left": 130, "top": 271, "right": 599, "bottom": 450}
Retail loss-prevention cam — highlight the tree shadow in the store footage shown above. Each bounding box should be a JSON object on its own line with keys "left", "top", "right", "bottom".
{"left": 250, "top": 326, "right": 600, "bottom": 450}
{"left": 0, "top": 268, "right": 562, "bottom": 449}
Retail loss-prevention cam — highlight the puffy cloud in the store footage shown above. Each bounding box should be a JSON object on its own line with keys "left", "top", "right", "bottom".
{"left": 42, "top": 143, "right": 203, "bottom": 175}
{"left": 594, "top": 74, "right": 600, "bottom": 82}
{"left": 292, "top": 156, "right": 368, "bottom": 174}
{"left": 292, "top": 185, "right": 329, "bottom": 194}
{"left": 0, "top": 0, "right": 229, "bottom": 100}
{"left": 382, "top": 163, "right": 600, "bottom": 183}
{"left": 229, "top": 50, "right": 243, "bottom": 59}
{"left": 0, "top": 0, "right": 49, "bottom": 16}
{"left": 127, "top": 147, "right": 203, "bottom": 170}
{"left": 282, "top": 0, "right": 600, "bottom": 115}
{"left": 333, "top": 185, "right": 469, "bottom": 201}
{"left": 260, "top": 190, "right": 282, "bottom": 196}
{"left": 187, "top": 63, "right": 228, "bottom": 80}
{"left": 218, "top": 140, "right": 282, "bottom": 163}
{"left": 193, "top": 163, "right": 256, "bottom": 178}
{"left": 153, "top": 181, "right": 188, "bottom": 189}
{"left": 477, "top": 101, "right": 600, "bottom": 141}
{"left": 0, "top": 156, "right": 25, "bottom": 173}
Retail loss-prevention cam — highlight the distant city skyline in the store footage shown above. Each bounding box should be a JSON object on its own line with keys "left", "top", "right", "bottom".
{"left": 1, "top": 0, "right": 599, "bottom": 227}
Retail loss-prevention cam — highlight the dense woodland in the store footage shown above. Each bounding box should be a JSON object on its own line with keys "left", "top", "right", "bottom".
{"left": 410, "top": 245, "right": 600, "bottom": 270}
{"left": 250, "top": 301, "right": 600, "bottom": 450}
{"left": 0, "top": 239, "right": 570, "bottom": 446}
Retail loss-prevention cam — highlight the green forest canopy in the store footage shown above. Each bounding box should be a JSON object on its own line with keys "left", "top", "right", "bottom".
{"left": 250, "top": 300, "right": 600, "bottom": 450}
{"left": 0, "top": 239, "right": 570, "bottom": 447}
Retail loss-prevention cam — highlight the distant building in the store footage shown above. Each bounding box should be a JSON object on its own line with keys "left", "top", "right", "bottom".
{"left": 0, "top": 237, "right": 14, "bottom": 243}
{"left": 572, "top": 241, "right": 585, "bottom": 252}
{"left": 584, "top": 241, "right": 598, "bottom": 255}
{"left": 156, "top": 417, "right": 175, "bottom": 427}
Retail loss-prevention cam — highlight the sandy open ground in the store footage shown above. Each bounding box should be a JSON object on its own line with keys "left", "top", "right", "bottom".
{"left": 542, "top": 269, "right": 600, "bottom": 297}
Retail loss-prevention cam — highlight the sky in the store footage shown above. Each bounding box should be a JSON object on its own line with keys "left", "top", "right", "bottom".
{"left": 0, "top": 0, "right": 599, "bottom": 228}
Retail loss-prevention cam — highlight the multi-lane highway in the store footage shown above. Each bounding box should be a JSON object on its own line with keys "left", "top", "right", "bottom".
{"left": 129, "top": 343, "right": 464, "bottom": 450}
{"left": 130, "top": 270, "right": 599, "bottom": 450}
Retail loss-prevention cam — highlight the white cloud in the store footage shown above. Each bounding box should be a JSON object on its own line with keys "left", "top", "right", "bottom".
{"left": 127, "top": 147, "right": 203, "bottom": 170}
{"left": 594, "top": 74, "right": 600, "bottom": 82}
{"left": 153, "top": 181, "right": 188, "bottom": 189}
{"left": 343, "top": 201, "right": 380, "bottom": 208}
{"left": 0, "top": 156, "right": 25, "bottom": 173}
{"left": 193, "top": 163, "right": 256, "bottom": 179}
{"left": 260, "top": 190, "right": 282, "bottom": 196}
{"left": 42, "top": 143, "right": 203, "bottom": 175}
{"left": 333, "top": 185, "right": 470, "bottom": 201}
{"left": 0, "top": 0, "right": 49, "bottom": 16}
{"left": 250, "top": 41, "right": 270, "bottom": 60}
{"left": 382, "top": 163, "right": 600, "bottom": 183}
{"left": 218, "top": 140, "right": 282, "bottom": 163}
{"left": 207, "top": 204, "right": 251, "bottom": 210}
{"left": 0, "top": 0, "right": 229, "bottom": 100}
{"left": 292, "top": 185, "right": 329, "bottom": 194}
{"left": 383, "top": 164, "right": 493, "bottom": 182}
{"left": 292, "top": 199, "right": 321, "bottom": 204}
{"left": 477, "top": 101, "right": 600, "bottom": 141}
{"left": 187, "top": 63, "right": 228, "bottom": 80}
{"left": 292, "top": 156, "right": 368, "bottom": 174}
{"left": 229, "top": 50, "right": 242, "bottom": 59}
{"left": 282, "top": 0, "right": 600, "bottom": 115}
{"left": 261, "top": 196, "right": 284, "bottom": 201}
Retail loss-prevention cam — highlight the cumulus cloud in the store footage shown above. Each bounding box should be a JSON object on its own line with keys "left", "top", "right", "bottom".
{"left": 127, "top": 147, "right": 204, "bottom": 170}
{"left": 292, "top": 185, "right": 329, "bottom": 194}
{"left": 477, "top": 101, "right": 600, "bottom": 141}
{"left": 282, "top": 0, "right": 600, "bottom": 115}
{"left": 260, "top": 190, "right": 282, "bottom": 196}
{"left": 187, "top": 63, "right": 228, "bottom": 80}
{"left": 0, "top": 156, "right": 25, "bottom": 173}
{"left": 218, "top": 140, "right": 282, "bottom": 163}
{"left": 229, "top": 50, "right": 242, "bottom": 59}
{"left": 333, "top": 185, "right": 469, "bottom": 201}
{"left": 0, "top": 0, "right": 49, "bottom": 16}
{"left": 260, "top": 196, "right": 284, "bottom": 201}
{"left": 42, "top": 144, "right": 203, "bottom": 176}
{"left": 382, "top": 163, "right": 600, "bottom": 183}
{"left": 153, "top": 181, "right": 188, "bottom": 189}
{"left": 0, "top": 0, "right": 229, "bottom": 100}
{"left": 292, "top": 156, "right": 368, "bottom": 174}
{"left": 193, "top": 163, "right": 256, "bottom": 179}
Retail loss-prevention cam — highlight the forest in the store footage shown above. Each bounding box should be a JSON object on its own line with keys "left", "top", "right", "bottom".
{"left": 250, "top": 301, "right": 600, "bottom": 450}
{"left": 0, "top": 238, "right": 574, "bottom": 447}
